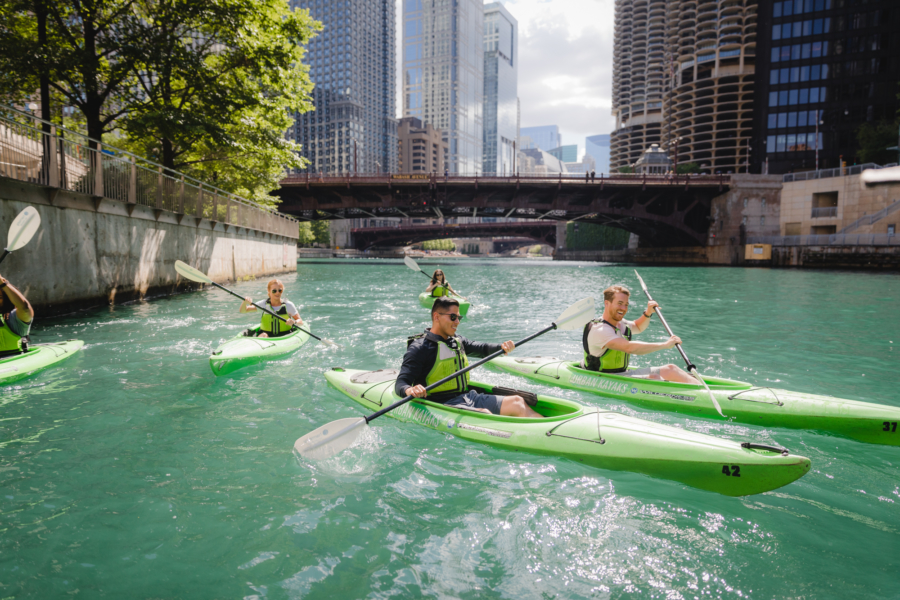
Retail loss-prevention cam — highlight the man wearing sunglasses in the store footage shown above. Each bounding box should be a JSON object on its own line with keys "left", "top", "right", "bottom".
{"left": 395, "top": 297, "right": 542, "bottom": 417}
{"left": 239, "top": 278, "right": 303, "bottom": 338}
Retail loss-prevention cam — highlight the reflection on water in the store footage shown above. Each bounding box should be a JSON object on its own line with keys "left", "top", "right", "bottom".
{"left": 0, "top": 260, "right": 898, "bottom": 598}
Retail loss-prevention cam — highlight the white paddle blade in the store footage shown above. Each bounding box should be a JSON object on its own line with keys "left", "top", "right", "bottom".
{"left": 554, "top": 297, "right": 595, "bottom": 331}
{"left": 691, "top": 369, "right": 725, "bottom": 418}
{"left": 7, "top": 206, "right": 41, "bottom": 251}
{"left": 174, "top": 260, "right": 213, "bottom": 284}
{"left": 403, "top": 255, "right": 422, "bottom": 273}
{"left": 634, "top": 270, "right": 650, "bottom": 295}
{"left": 294, "top": 417, "right": 367, "bottom": 461}
{"left": 320, "top": 338, "right": 343, "bottom": 349}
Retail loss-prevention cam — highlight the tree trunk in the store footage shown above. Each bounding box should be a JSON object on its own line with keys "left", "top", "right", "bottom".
{"left": 36, "top": 0, "right": 52, "bottom": 183}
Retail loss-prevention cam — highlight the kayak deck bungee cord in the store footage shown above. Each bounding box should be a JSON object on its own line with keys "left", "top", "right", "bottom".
{"left": 489, "top": 356, "right": 900, "bottom": 446}
{"left": 321, "top": 367, "right": 811, "bottom": 497}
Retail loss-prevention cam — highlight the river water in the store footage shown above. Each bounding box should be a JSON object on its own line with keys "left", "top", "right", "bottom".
{"left": 1, "top": 258, "right": 898, "bottom": 599}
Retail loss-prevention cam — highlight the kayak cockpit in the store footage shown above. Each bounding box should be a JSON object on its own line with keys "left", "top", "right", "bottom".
{"left": 565, "top": 362, "right": 753, "bottom": 391}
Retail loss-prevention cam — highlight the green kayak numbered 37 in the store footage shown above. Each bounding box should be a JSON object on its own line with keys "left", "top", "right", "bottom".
{"left": 418, "top": 292, "right": 470, "bottom": 317}
{"left": 209, "top": 326, "right": 311, "bottom": 376}
{"left": 321, "top": 367, "right": 811, "bottom": 497}
{"left": 489, "top": 356, "right": 900, "bottom": 446}
{"left": 0, "top": 340, "right": 84, "bottom": 385}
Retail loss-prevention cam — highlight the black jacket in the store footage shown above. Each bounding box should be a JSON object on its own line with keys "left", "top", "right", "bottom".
{"left": 395, "top": 329, "right": 501, "bottom": 401}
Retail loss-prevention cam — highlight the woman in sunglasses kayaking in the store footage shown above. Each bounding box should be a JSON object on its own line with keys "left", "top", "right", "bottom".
{"left": 397, "top": 296, "right": 541, "bottom": 418}
{"left": 425, "top": 269, "right": 464, "bottom": 299}
{"left": 239, "top": 278, "right": 304, "bottom": 338}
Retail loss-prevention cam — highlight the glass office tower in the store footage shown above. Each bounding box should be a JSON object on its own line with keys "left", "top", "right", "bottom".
{"left": 519, "top": 125, "right": 561, "bottom": 151}
{"left": 751, "top": 0, "right": 900, "bottom": 174}
{"left": 586, "top": 134, "right": 611, "bottom": 174}
{"left": 483, "top": 3, "right": 518, "bottom": 175}
{"left": 289, "top": 0, "right": 397, "bottom": 175}
{"left": 403, "top": 0, "right": 484, "bottom": 174}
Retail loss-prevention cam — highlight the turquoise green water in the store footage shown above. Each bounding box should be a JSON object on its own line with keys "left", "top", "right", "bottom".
{"left": 1, "top": 259, "right": 898, "bottom": 599}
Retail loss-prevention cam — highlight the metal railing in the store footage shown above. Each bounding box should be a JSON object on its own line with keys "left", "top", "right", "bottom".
{"left": 0, "top": 107, "right": 298, "bottom": 239}
{"left": 281, "top": 171, "right": 730, "bottom": 187}
{"left": 838, "top": 199, "right": 900, "bottom": 234}
{"left": 783, "top": 163, "right": 899, "bottom": 183}
{"left": 746, "top": 234, "right": 900, "bottom": 247}
{"left": 811, "top": 206, "right": 837, "bottom": 218}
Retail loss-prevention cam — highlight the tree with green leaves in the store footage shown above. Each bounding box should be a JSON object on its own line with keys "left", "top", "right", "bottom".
{"left": 856, "top": 120, "right": 899, "bottom": 165}
{"left": 311, "top": 220, "right": 330, "bottom": 246}
{"left": 676, "top": 162, "right": 700, "bottom": 174}
{"left": 297, "top": 222, "right": 314, "bottom": 247}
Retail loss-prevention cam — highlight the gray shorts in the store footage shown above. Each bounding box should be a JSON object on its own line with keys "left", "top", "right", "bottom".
{"left": 443, "top": 390, "right": 504, "bottom": 414}
{"left": 615, "top": 366, "right": 663, "bottom": 380}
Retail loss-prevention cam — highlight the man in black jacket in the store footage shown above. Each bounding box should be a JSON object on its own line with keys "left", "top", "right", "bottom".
{"left": 396, "top": 297, "right": 542, "bottom": 417}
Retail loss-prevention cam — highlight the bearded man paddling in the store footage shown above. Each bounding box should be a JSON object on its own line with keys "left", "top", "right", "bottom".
{"left": 583, "top": 285, "right": 694, "bottom": 383}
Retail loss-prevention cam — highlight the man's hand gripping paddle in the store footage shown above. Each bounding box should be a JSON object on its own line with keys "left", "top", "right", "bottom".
{"left": 293, "top": 297, "right": 596, "bottom": 461}
{"left": 404, "top": 255, "right": 469, "bottom": 302}
{"left": 634, "top": 270, "right": 725, "bottom": 418}
{"left": 0, "top": 206, "right": 41, "bottom": 265}
{"left": 174, "top": 260, "right": 341, "bottom": 348}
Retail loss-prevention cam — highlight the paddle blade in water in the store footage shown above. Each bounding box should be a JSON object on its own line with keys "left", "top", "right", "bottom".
{"left": 294, "top": 417, "right": 367, "bottom": 460}
{"left": 404, "top": 255, "right": 421, "bottom": 273}
{"left": 554, "top": 297, "right": 595, "bottom": 330}
{"left": 174, "top": 260, "right": 213, "bottom": 284}
{"left": 7, "top": 206, "right": 41, "bottom": 251}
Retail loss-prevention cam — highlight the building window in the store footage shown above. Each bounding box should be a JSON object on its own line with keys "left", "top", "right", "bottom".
{"left": 760, "top": 216, "right": 766, "bottom": 227}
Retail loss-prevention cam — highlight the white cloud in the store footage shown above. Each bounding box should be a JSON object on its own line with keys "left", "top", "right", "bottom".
{"left": 396, "top": 0, "right": 616, "bottom": 158}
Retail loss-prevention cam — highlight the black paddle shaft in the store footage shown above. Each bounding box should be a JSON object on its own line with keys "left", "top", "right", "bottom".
{"left": 638, "top": 288, "right": 697, "bottom": 372}
{"left": 0, "top": 249, "right": 10, "bottom": 265}
{"left": 210, "top": 281, "right": 323, "bottom": 342}
{"left": 365, "top": 323, "right": 558, "bottom": 423}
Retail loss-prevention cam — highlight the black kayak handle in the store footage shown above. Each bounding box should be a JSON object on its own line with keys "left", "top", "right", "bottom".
{"left": 741, "top": 442, "right": 789, "bottom": 456}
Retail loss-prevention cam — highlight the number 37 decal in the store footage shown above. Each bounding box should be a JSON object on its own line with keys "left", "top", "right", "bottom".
{"left": 722, "top": 465, "right": 741, "bottom": 477}
{"left": 883, "top": 422, "right": 898, "bottom": 432}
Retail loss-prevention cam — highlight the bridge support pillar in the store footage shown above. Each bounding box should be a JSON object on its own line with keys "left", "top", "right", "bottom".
{"left": 555, "top": 221, "right": 567, "bottom": 252}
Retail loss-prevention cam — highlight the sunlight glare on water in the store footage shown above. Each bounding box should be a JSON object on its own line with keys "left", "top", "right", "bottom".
{"left": 0, "top": 258, "right": 898, "bottom": 598}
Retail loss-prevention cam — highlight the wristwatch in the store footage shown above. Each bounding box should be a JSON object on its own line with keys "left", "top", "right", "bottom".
{"left": 642, "top": 311, "right": 652, "bottom": 318}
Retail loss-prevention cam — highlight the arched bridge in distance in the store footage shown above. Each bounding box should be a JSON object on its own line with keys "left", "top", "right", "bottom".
{"left": 350, "top": 221, "right": 558, "bottom": 251}
{"left": 274, "top": 173, "right": 731, "bottom": 247}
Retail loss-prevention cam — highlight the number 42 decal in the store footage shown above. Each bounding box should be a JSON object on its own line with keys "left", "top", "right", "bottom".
{"left": 722, "top": 465, "right": 741, "bottom": 477}
{"left": 883, "top": 422, "right": 898, "bottom": 432}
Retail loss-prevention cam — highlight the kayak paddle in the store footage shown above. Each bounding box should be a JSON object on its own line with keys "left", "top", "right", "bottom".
{"left": 0, "top": 206, "right": 41, "bottom": 265}
{"left": 404, "top": 255, "right": 469, "bottom": 301}
{"left": 173, "top": 260, "right": 341, "bottom": 348}
{"left": 293, "top": 296, "right": 596, "bottom": 460}
{"left": 634, "top": 270, "right": 724, "bottom": 418}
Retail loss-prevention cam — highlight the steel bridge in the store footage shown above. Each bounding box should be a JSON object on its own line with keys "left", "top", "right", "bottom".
{"left": 275, "top": 173, "right": 730, "bottom": 246}
{"left": 350, "top": 220, "right": 557, "bottom": 250}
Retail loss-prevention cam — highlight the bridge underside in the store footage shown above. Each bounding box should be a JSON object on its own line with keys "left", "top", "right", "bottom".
{"left": 275, "top": 177, "right": 728, "bottom": 246}
{"left": 351, "top": 222, "right": 557, "bottom": 250}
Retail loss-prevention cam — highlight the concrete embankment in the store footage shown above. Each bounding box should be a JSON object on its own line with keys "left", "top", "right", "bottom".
{"left": 0, "top": 179, "right": 298, "bottom": 315}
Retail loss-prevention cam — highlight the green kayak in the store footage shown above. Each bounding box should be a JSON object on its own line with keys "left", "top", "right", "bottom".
{"left": 489, "top": 356, "right": 900, "bottom": 446}
{"left": 322, "top": 368, "right": 811, "bottom": 496}
{"left": 0, "top": 340, "right": 84, "bottom": 384}
{"left": 418, "top": 292, "right": 470, "bottom": 317}
{"left": 209, "top": 326, "right": 311, "bottom": 376}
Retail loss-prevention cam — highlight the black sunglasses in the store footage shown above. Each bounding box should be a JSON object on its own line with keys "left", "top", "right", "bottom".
{"left": 271, "top": 289, "right": 283, "bottom": 293}
{"left": 438, "top": 312, "right": 462, "bottom": 322}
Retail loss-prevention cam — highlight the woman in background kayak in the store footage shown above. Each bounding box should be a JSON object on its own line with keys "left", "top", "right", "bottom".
{"left": 425, "top": 269, "right": 462, "bottom": 299}
{"left": 239, "top": 278, "right": 303, "bottom": 338}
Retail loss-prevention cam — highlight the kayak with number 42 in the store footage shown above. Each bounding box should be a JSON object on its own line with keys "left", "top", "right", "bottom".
{"left": 322, "top": 367, "right": 811, "bottom": 497}
{"left": 209, "top": 326, "right": 311, "bottom": 376}
{"left": 0, "top": 340, "right": 84, "bottom": 384}
{"left": 488, "top": 356, "right": 900, "bottom": 446}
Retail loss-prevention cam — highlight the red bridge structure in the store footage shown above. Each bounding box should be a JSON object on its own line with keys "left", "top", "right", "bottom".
{"left": 275, "top": 173, "right": 731, "bottom": 247}
{"left": 350, "top": 221, "right": 557, "bottom": 251}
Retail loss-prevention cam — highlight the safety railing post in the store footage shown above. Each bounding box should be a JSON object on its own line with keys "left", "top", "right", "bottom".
{"left": 93, "top": 144, "right": 104, "bottom": 197}
{"left": 156, "top": 166, "right": 163, "bottom": 209}
{"left": 129, "top": 157, "right": 137, "bottom": 204}
{"left": 179, "top": 175, "right": 185, "bottom": 214}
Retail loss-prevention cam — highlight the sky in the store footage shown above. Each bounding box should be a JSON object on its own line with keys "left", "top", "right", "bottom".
{"left": 395, "top": 0, "right": 616, "bottom": 159}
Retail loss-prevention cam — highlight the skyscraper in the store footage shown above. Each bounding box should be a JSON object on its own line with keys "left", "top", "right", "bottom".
{"left": 586, "top": 134, "right": 611, "bottom": 174}
{"left": 610, "top": 0, "right": 665, "bottom": 172}
{"left": 547, "top": 145, "right": 578, "bottom": 163}
{"left": 290, "top": 0, "right": 397, "bottom": 175}
{"left": 519, "top": 125, "right": 560, "bottom": 151}
{"left": 751, "top": 0, "right": 900, "bottom": 174}
{"left": 483, "top": 3, "right": 518, "bottom": 175}
{"left": 403, "top": 0, "right": 484, "bottom": 174}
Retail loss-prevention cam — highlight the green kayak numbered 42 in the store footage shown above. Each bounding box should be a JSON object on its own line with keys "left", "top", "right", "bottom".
{"left": 489, "top": 356, "right": 900, "bottom": 446}
{"left": 418, "top": 292, "right": 470, "bottom": 317}
{"left": 0, "top": 340, "right": 83, "bottom": 385}
{"left": 209, "top": 326, "right": 311, "bottom": 376}
{"left": 322, "top": 368, "right": 811, "bottom": 497}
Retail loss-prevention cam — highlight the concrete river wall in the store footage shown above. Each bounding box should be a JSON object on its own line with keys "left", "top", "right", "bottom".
{"left": 0, "top": 179, "right": 298, "bottom": 315}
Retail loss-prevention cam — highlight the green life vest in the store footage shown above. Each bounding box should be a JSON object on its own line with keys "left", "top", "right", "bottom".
{"left": 408, "top": 332, "right": 470, "bottom": 397}
{"left": 582, "top": 319, "right": 631, "bottom": 373}
{"left": 260, "top": 299, "right": 293, "bottom": 336}
{"left": 0, "top": 312, "right": 25, "bottom": 355}
{"left": 431, "top": 283, "right": 449, "bottom": 298}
